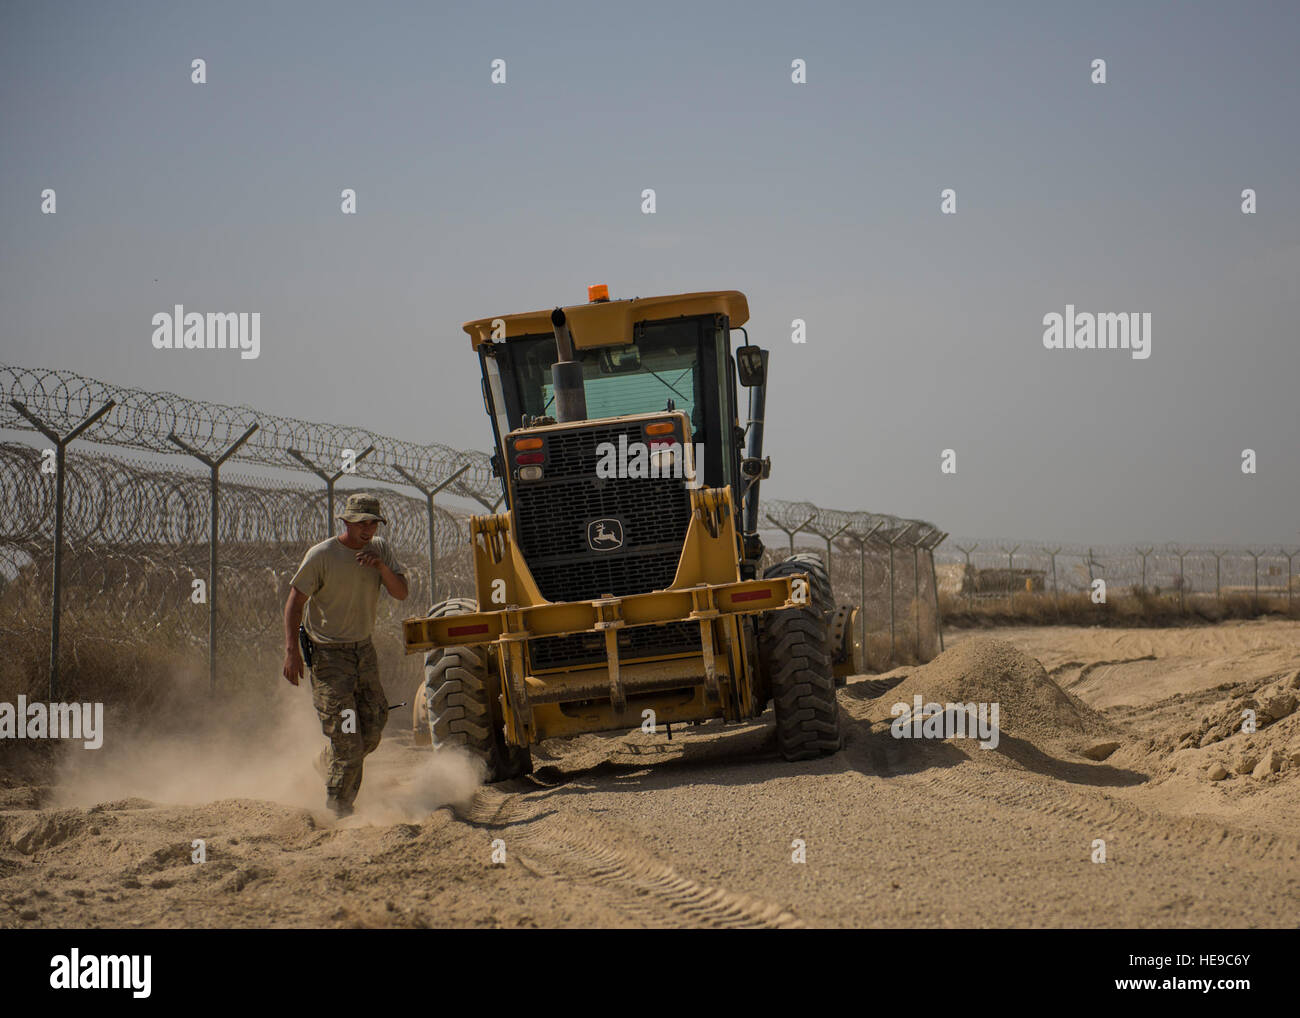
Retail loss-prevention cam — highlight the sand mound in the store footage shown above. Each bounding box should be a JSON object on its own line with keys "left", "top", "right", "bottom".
{"left": 1143, "top": 668, "right": 1300, "bottom": 785}
{"left": 868, "top": 638, "right": 1115, "bottom": 746}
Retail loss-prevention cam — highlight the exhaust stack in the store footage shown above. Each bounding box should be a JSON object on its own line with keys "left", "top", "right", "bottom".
{"left": 550, "top": 307, "right": 588, "bottom": 423}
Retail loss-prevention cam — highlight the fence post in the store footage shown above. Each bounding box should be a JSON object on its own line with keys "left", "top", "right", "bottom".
{"left": 912, "top": 528, "right": 932, "bottom": 661}
{"left": 1043, "top": 547, "right": 1061, "bottom": 613}
{"left": 823, "top": 522, "right": 849, "bottom": 595}
{"left": 167, "top": 425, "right": 258, "bottom": 694}
{"left": 395, "top": 463, "right": 471, "bottom": 609}
{"left": 1174, "top": 546, "right": 1186, "bottom": 613}
{"left": 846, "top": 520, "right": 883, "bottom": 669}
{"left": 1136, "top": 547, "right": 1152, "bottom": 592}
{"left": 463, "top": 490, "right": 505, "bottom": 514}
{"left": 888, "top": 540, "right": 896, "bottom": 664}
{"left": 288, "top": 445, "right": 376, "bottom": 536}
{"left": 926, "top": 530, "right": 948, "bottom": 654}
{"left": 1284, "top": 548, "right": 1299, "bottom": 613}
{"left": 955, "top": 543, "right": 977, "bottom": 611}
{"left": 765, "top": 512, "right": 815, "bottom": 557}
{"left": 885, "top": 523, "right": 920, "bottom": 667}
{"left": 9, "top": 398, "right": 116, "bottom": 699}
{"left": 1248, "top": 549, "right": 1263, "bottom": 612}
{"left": 858, "top": 539, "right": 867, "bottom": 658}
{"left": 1000, "top": 544, "right": 1020, "bottom": 612}
{"left": 1212, "top": 550, "right": 1223, "bottom": 602}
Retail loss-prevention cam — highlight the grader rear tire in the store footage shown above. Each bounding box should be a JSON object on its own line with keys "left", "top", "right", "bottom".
{"left": 759, "top": 602, "right": 842, "bottom": 760}
{"left": 759, "top": 558, "right": 841, "bottom": 760}
{"left": 764, "top": 553, "right": 831, "bottom": 611}
{"left": 763, "top": 553, "right": 849, "bottom": 686}
{"left": 422, "top": 598, "right": 532, "bottom": 783}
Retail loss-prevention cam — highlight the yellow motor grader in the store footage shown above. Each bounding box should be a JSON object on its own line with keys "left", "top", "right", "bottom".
{"left": 403, "top": 286, "right": 849, "bottom": 780}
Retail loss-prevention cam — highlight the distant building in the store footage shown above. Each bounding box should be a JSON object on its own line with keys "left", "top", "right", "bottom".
{"left": 976, "top": 568, "right": 1046, "bottom": 593}
{"left": 935, "top": 562, "right": 976, "bottom": 596}
{"left": 937, "top": 564, "right": 1047, "bottom": 595}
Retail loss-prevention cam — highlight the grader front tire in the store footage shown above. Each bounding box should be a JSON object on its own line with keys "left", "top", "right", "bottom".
{"left": 422, "top": 598, "right": 532, "bottom": 783}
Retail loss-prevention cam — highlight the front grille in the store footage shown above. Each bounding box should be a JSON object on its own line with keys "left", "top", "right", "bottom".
{"left": 529, "top": 620, "right": 701, "bottom": 671}
{"left": 513, "top": 421, "right": 693, "bottom": 603}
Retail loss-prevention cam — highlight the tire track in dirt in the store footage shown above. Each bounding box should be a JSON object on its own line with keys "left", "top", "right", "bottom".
{"left": 456, "top": 786, "right": 804, "bottom": 929}
{"left": 835, "top": 643, "right": 1298, "bottom": 866}
{"left": 1048, "top": 655, "right": 1157, "bottom": 688}
{"left": 886, "top": 743, "right": 1300, "bottom": 863}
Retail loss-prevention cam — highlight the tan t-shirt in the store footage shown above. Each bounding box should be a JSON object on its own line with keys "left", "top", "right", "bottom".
{"left": 290, "top": 535, "right": 404, "bottom": 644}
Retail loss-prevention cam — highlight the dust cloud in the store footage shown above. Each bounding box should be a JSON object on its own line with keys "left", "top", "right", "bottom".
{"left": 46, "top": 678, "right": 481, "bottom": 822}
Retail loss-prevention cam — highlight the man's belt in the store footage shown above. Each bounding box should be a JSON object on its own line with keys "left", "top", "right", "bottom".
{"left": 309, "top": 637, "right": 373, "bottom": 651}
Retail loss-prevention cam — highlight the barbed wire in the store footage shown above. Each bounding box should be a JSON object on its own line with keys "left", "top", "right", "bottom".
{"left": 2, "top": 365, "right": 945, "bottom": 542}
{"left": 0, "top": 364, "right": 952, "bottom": 692}
{"left": 1, "top": 442, "right": 946, "bottom": 687}
{"left": 0, "top": 443, "right": 479, "bottom": 693}
{"left": 0, "top": 443, "right": 470, "bottom": 562}
{"left": 0, "top": 364, "right": 497, "bottom": 503}
{"left": 761, "top": 499, "right": 938, "bottom": 547}
{"left": 935, "top": 538, "right": 1300, "bottom": 597}
{"left": 941, "top": 538, "right": 1299, "bottom": 558}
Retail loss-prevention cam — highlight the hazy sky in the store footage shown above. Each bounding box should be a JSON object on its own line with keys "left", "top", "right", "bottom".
{"left": 2, "top": 0, "right": 1297, "bottom": 545}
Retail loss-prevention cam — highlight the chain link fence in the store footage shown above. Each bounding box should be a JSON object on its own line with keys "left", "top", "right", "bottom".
{"left": 0, "top": 363, "right": 497, "bottom": 698}
{"left": 0, "top": 442, "right": 477, "bottom": 705}
{"left": 936, "top": 539, "right": 1300, "bottom": 615}
{"left": 760, "top": 500, "right": 946, "bottom": 671}
{"left": 0, "top": 364, "right": 496, "bottom": 500}
{"left": 1, "top": 364, "right": 948, "bottom": 703}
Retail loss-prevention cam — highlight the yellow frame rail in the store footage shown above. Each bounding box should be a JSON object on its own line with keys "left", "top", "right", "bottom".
{"left": 402, "top": 576, "right": 800, "bottom": 653}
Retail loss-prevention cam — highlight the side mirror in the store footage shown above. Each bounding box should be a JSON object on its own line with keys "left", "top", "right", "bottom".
{"left": 737, "top": 346, "right": 767, "bottom": 387}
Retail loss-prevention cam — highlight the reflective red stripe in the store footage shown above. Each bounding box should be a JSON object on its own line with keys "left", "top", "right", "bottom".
{"left": 447, "top": 623, "right": 491, "bottom": 636}
{"left": 730, "top": 588, "right": 774, "bottom": 603}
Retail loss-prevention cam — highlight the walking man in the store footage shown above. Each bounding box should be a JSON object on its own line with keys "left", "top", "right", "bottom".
{"left": 283, "top": 493, "right": 409, "bottom": 817}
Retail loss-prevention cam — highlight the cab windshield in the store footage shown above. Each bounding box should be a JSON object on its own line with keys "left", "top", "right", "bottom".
{"left": 503, "top": 319, "right": 703, "bottom": 433}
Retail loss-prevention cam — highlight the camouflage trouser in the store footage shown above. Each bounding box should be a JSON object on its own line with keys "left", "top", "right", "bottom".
{"left": 309, "top": 639, "right": 386, "bottom": 807}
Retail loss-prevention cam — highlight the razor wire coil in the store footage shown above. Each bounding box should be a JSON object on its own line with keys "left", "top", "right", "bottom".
{"left": 1, "top": 364, "right": 497, "bottom": 502}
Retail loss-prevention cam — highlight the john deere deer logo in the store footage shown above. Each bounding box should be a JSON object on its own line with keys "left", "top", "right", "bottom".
{"left": 587, "top": 518, "right": 624, "bottom": 551}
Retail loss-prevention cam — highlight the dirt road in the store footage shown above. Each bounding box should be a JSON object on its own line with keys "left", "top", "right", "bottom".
{"left": 2, "top": 620, "right": 1298, "bottom": 928}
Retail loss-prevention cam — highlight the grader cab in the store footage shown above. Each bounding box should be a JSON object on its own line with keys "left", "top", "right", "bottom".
{"left": 403, "top": 287, "right": 843, "bottom": 780}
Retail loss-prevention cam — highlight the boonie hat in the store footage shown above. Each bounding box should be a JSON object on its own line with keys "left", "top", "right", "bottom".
{"left": 338, "top": 492, "right": 388, "bottom": 524}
